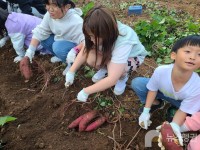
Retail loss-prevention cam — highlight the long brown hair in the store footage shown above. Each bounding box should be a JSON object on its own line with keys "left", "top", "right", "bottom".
{"left": 83, "top": 6, "right": 119, "bottom": 67}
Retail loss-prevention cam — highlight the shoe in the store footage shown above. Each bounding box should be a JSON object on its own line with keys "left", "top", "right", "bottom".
{"left": 50, "top": 56, "right": 62, "bottom": 63}
{"left": 92, "top": 68, "right": 107, "bottom": 83}
{"left": 138, "top": 99, "right": 165, "bottom": 114}
{"left": 113, "top": 75, "right": 129, "bottom": 95}
{"left": 165, "top": 105, "right": 178, "bottom": 122}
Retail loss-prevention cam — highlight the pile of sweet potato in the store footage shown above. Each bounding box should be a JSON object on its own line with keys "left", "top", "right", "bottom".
{"left": 68, "top": 110, "right": 107, "bottom": 132}
{"left": 158, "top": 122, "right": 183, "bottom": 150}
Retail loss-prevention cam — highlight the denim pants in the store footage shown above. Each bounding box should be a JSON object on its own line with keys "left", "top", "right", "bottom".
{"left": 40, "top": 35, "right": 77, "bottom": 63}
{"left": 131, "top": 77, "right": 182, "bottom": 108}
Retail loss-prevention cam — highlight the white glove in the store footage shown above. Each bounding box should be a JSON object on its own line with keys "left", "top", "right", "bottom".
{"left": 156, "top": 122, "right": 183, "bottom": 146}
{"left": 66, "top": 48, "right": 77, "bottom": 64}
{"left": 77, "top": 89, "right": 89, "bottom": 102}
{"left": 14, "top": 56, "right": 24, "bottom": 63}
{"left": 170, "top": 122, "right": 183, "bottom": 146}
{"left": 65, "top": 71, "right": 75, "bottom": 87}
{"left": 0, "top": 36, "right": 9, "bottom": 47}
{"left": 25, "top": 45, "right": 36, "bottom": 63}
{"left": 139, "top": 107, "right": 151, "bottom": 129}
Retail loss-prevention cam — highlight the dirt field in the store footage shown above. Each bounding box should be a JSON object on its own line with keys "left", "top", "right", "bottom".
{"left": 0, "top": 0, "right": 199, "bottom": 150}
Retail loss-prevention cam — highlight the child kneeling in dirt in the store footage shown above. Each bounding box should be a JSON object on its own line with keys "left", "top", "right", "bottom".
{"left": 0, "top": 8, "right": 48, "bottom": 63}
{"left": 131, "top": 35, "right": 200, "bottom": 146}
{"left": 65, "top": 6, "right": 148, "bottom": 102}
{"left": 22, "top": 0, "right": 84, "bottom": 67}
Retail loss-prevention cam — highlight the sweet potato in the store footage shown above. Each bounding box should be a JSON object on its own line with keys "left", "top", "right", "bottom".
{"left": 19, "top": 56, "right": 33, "bottom": 82}
{"left": 85, "top": 116, "right": 107, "bottom": 131}
{"left": 78, "top": 110, "right": 98, "bottom": 132}
{"left": 68, "top": 115, "right": 84, "bottom": 129}
{"left": 159, "top": 122, "right": 183, "bottom": 150}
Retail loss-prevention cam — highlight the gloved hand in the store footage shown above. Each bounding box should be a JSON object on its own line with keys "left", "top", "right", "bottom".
{"left": 139, "top": 107, "right": 151, "bottom": 129}
{"left": 14, "top": 56, "right": 24, "bottom": 63}
{"left": 156, "top": 122, "right": 183, "bottom": 146}
{"left": 77, "top": 89, "right": 89, "bottom": 102}
{"left": 66, "top": 47, "right": 78, "bottom": 65}
{"left": 25, "top": 45, "right": 36, "bottom": 63}
{"left": 0, "top": 36, "right": 9, "bottom": 47}
{"left": 170, "top": 122, "right": 183, "bottom": 146}
{"left": 65, "top": 71, "right": 75, "bottom": 87}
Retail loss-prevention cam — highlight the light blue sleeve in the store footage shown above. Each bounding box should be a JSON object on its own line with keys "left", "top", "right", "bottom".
{"left": 9, "top": 33, "right": 25, "bottom": 56}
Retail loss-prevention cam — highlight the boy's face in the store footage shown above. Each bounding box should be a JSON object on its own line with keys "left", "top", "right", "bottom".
{"left": 171, "top": 45, "right": 200, "bottom": 71}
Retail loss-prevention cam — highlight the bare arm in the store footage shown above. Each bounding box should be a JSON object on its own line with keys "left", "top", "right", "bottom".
{"left": 172, "top": 109, "right": 187, "bottom": 125}
{"left": 69, "top": 46, "right": 86, "bottom": 73}
{"left": 144, "top": 91, "right": 158, "bottom": 108}
{"left": 84, "top": 62, "right": 126, "bottom": 94}
{"left": 29, "top": 38, "right": 40, "bottom": 48}
{"left": 76, "top": 42, "right": 84, "bottom": 51}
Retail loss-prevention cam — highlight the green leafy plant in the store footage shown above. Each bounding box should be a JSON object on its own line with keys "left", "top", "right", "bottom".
{"left": 95, "top": 96, "right": 113, "bottom": 110}
{"left": 134, "top": 2, "right": 200, "bottom": 64}
{"left": 0, "top": 116, "right": 17, "bottom": 149}
{"left": 0, "top": 116, "right": 17, "bottom": 126}
{"left": 81, "top": 1, "right": 94, "bottom": 17}
{"left": 84, "top": 66, "right": 95, "bottom": 78}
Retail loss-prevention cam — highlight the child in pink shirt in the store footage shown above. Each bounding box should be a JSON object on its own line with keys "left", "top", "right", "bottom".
{"left": 180, "top": 112, "right": 200, "bottom": 150}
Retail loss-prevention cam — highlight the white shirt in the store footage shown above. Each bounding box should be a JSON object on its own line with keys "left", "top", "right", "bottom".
{"left": 147, "top": 64, "right": 200, "bottom": 114}
{"left": 32, "top": 8, "right": 84, "bottom": 44}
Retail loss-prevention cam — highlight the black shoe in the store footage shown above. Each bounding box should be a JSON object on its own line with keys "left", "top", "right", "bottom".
{"left": 138, "top": 99, "right": 165, "bottom": 114}
{"left": 165, "top": 105, "right": 178, "bottom": 122}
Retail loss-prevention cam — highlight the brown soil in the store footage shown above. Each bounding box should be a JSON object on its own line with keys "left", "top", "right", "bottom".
{"left": 0, "top": 0, "right": 199, "bottom": 150}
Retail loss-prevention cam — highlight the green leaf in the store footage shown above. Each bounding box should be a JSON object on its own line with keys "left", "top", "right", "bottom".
{"left": 100, "top": 101, "right": 106, "bottom": 107}
{"left": 164, "top": 57, "right": 173, "bottom": 64}
{"left": 84, "top": 69, "right": 95, "bottom": 78}
{"left": 119, "top": 107, "right": 125, "bottom": 114}
{"left": 0, "top": 116, "right": 17, "bottom": 126}
{"left": 195, "top": 69, "right": 200, "bottom": 73}
{"left": 156, "top": 58, "right": 162, "bottom": 63}
{"left": 159, "top": 18, "right": 165, "bottom": 24}
{"left": 81, "top": 1, "right": 94, "bottom": 17}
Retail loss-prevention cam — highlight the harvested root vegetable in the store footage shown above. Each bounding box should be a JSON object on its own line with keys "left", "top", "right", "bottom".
{"left": 67, "top": 110, "right": 107, "bottom": 132}
{"left": 19, "top": 56, "right": 33, "bottom": 82}
{"left": 85, "top": 116, "right": 107, "bottom": 131}
{"left": 79, "top": 110, "right": 98, "bottom": 132}
{"left": 158, "top": 122, "right": 183, "bottom": 150}
{"left": 68, "top": 115, "right": 84, "bottom": 129}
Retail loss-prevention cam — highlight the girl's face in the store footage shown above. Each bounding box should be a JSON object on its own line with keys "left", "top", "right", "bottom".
{"left": 46, "top": 1, "right": 70, "bottom": 19}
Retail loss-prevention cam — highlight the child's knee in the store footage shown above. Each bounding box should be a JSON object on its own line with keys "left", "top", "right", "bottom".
{"left": 131, "top": 77, "right": 143, "bottom": 91}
